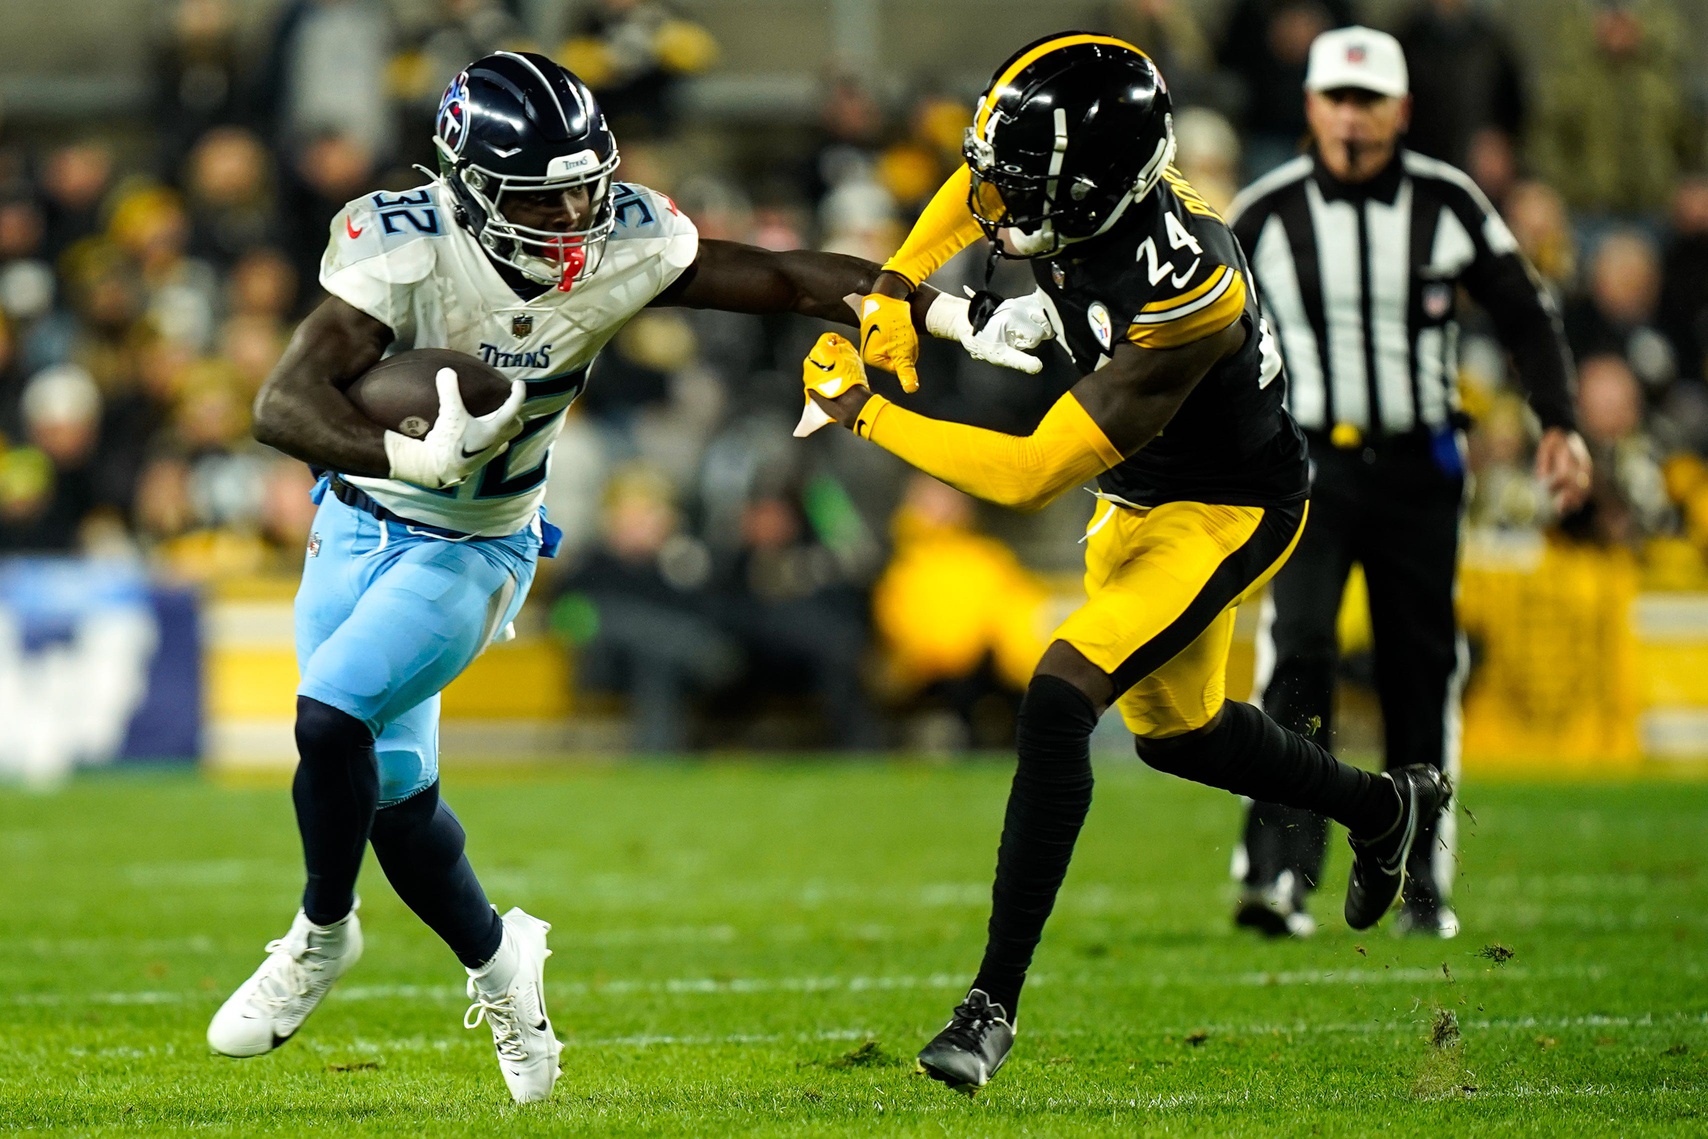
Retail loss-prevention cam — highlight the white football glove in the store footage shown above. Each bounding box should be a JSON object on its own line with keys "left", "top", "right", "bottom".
{"left": 383, "top": 368, "right": 527, "bottom": 490}
{"left": 925, "top": 289, "right": 1056, "bottom": 374}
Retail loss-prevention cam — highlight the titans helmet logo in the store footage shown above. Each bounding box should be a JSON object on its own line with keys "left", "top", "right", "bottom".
{"left": 437, "top": 72, "right": 471, "bottom": 155}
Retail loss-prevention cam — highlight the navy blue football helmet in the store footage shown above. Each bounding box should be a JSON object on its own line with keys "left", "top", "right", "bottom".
{"left": 434, "top": 51, "right": 619, "bottom": 289}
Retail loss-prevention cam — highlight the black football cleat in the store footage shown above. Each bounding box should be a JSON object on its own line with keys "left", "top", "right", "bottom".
{"left": 1344, "top": 765, "right": 1451, "bottom": 931}
{"left": 917, "top": 989, "right": 1015, "bottom": 1093}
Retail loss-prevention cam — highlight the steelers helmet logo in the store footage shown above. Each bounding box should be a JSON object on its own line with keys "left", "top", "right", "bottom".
{"left": 437, "top": 71, "right": 471, "bottom": 155}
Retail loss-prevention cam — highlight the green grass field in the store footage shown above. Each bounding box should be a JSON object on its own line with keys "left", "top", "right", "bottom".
{"left": 2, "top": 760, "right": 1705, "bottom": 1136}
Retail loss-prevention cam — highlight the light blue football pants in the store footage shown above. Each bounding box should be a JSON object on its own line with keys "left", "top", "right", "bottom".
{"left": 294, "top": 490, "right": 540, "bottom": 806}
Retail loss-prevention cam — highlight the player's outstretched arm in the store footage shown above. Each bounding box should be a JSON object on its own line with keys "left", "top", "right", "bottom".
{"left": 252, "top": 297, "right": 396, "bottom": 476}
{"left": 803, "top": 321, "right": 1245, "bottom": 511}
{"left": 649, "top": 238, "right": 940, "bottom": 329}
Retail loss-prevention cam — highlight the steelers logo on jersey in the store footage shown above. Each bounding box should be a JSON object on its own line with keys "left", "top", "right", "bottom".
{"left": 1087, "top": 301, "right": 1113, "bottom": 350}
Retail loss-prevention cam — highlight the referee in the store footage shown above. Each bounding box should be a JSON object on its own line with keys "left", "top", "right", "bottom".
{"left": 1226, "top": 27, "right": 1591, "bottom": 938}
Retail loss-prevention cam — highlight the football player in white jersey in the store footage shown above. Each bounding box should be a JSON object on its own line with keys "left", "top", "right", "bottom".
{"left": 206, "top": 52, "right": 965, "bottom": 1102}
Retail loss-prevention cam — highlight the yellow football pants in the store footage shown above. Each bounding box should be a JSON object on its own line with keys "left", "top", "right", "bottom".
{"left": 1053, "top": 498, "right": 1307, "bottom": 739}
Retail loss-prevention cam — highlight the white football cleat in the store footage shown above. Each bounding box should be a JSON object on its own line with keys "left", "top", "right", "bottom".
{"left": 464, "top": 907, "right": 563, "bottom": 1103}
{"left": 208, "top": 905, "right": 362, "bottom": 1056}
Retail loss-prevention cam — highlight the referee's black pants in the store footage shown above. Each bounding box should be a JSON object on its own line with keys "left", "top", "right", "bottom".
{"left": 1240, "top": 433, "right": 1465, "bottom": 905}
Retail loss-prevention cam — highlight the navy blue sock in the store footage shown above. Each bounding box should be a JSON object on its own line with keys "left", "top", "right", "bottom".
{"left": 369, "top": 781, "right": 504, "bottom": 968}
{"left": 293, "top": 697, "right": 379, "bottom": 926}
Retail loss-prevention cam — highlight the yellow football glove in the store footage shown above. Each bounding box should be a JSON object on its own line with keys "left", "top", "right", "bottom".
{"left": 848, "top": 291, "right": 920, "bottom": 394}
{"left": 794, "top": 332, "right": 869, "bottom": 437}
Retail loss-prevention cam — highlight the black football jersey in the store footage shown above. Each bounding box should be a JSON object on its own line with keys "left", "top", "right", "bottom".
{"left": 1034, "top": 168, "right": 1308, "bottom": 506}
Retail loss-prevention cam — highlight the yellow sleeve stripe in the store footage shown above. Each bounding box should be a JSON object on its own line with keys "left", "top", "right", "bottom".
{"left": 975, "top": 35, "right": 1148, "bottom": 135}
{"left": 1126, "top": 270, "right": 1248, "bottom": 349}
{"left": 881, "top": 166, "right": 984, "bottom": 287}
{"left": 1140, "top": 265, "right": 1229, "bottom": 314}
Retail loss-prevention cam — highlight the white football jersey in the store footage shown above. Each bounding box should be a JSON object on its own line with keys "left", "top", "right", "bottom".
{"left": 319, "top": 179, "right": 698, "bottom": 536}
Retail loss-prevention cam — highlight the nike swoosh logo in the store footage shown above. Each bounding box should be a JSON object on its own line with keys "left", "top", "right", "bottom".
{"left": 1377, "top": 785, "right": 1418, "bottom": 874}
{"left": 809, "top": 358, "right": 834, "bottom": 372}
{"left": 861, "top": 324, "right": 878, "bottom": 355}
{"left": 346, "top": 217, "right": 364, "bottom": 239}
{"left": 1170, "top": 258, "right": 1201, "bottom": 288}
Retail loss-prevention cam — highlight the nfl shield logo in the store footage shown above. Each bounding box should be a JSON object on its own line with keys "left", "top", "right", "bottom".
{"left": 1051, "top": 262, "right": 1065, "bottom": 287}
{"left": 1347, "top": 45, "right": 1366, "bottom": 63}
{"left": 307, "top": 533, "right": 321, "bottom": 558}
{"left": 513, "top": 314, "right": 534, "bottom": 338}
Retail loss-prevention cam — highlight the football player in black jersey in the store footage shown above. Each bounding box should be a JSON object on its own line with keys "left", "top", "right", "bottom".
{"left": 797, "top": 33, "right": 1450, "bottom": 1091}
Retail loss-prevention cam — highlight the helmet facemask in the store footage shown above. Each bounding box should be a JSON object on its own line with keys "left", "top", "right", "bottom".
{"left": 436, "top": 136, "right": 619, "bottom": 291}
{"left": 964, "top": 108, "right": 1177, "bottom": 260}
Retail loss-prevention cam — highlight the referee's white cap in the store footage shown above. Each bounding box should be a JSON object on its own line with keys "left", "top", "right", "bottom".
{"left": 1304, "top": 27, "right": 1409, "bottom": 98}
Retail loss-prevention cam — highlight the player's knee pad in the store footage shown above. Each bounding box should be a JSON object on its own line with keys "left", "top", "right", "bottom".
{"left": 294, "top": 695, "right": 374, "bottom": 763}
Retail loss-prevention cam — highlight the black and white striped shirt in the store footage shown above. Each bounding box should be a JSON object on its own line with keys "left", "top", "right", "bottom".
{"left": 1228, "top": 150, "right": 1575, "bottom": 439}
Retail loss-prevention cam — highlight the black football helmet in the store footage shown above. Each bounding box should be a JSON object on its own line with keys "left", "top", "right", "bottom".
{"left": 964, "top": 33, "right": 1175, "bottom": 258}
{"left": 434, "top": 51, "right": 619, "bottom": 290}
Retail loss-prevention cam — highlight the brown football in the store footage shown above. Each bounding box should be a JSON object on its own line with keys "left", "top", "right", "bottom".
{"left": 345, "top": 349, "right": 514, "bottom": 439}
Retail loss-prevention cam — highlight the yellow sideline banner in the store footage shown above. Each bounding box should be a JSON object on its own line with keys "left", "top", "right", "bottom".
{"left": 203, "top": 580, "right": 570, "bottom": 769}
{"left": 1227, "top": 533, "right": 1708, "bottom": 774}
{"left": 1457, "top": 535, "right": 1643, "bottom": 772}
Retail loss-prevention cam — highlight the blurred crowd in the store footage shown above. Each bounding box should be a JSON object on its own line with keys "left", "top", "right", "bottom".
{"left": 0, "top": 0, "right": 1705, "bottom": 747}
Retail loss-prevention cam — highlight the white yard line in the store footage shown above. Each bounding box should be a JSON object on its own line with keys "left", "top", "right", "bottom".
{"left": 12, "top": 964, "right": 1700, "bottom": 1011}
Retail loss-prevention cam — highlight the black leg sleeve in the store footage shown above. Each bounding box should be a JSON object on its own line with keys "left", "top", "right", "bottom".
{"left": 1242, "top": 654, "right": 1335, "bottom": 890}
{"left": 970, "top": 675, "right": 1099, "bottom": 1019}
{"left": 369, "top": 781, "right": 504, "bottom": 969}
{"left": 1139, "top": 701, "right": 1396, "bottom": 839}
{"left": 293, "top": 696, "right": 379, "bottom": 926}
